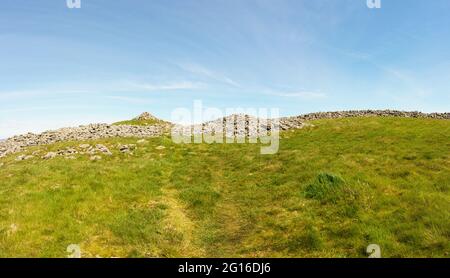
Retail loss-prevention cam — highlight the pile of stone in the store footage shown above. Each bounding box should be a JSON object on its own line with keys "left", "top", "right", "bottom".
{"left": 15, "top": 154, "right": 34, "bottom": 161}
{"left": 134, "top": 112, "right": 159, "bottom": 121}
{"left": 0, "top": 124, "right": 163, "bottom": 158}
{"left": 290, "top": 110, "right": 450, "bottom": 121}
{"left": 1, "top": 110, "right": 449, "bottom": 158}
{"left": 182, "top": 114, "right": 309, "bottom": 138}
{"left": 183, "top": 110, "right": 449, "bottom": 137}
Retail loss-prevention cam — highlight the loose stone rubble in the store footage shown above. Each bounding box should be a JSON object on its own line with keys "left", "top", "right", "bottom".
{"left": 15, "top": 154, "right": 34, "bottom": 161}
{"left": 96, "top": 144, "right": 112, "bottom": 155}
{"left": 1, "top": 110, "right": 448, "bottom": 158}
{"left": 134, "top": 112, "right": 159, "bottom": 121}
{"left": 283, "top": 110, "right": 450, "bottom": 121}
{"left": 177, "top": 110, "right": 450, "bottom": 138}
{"left": 0, "top": 123, "right": 163, "bottom": 158}
{"left": 42, "top": 152, "right": 57, "bottom": 160}
{"left": 90, "top": 155, "right": 102, "bottom": 161}
{"left": 118, "top": 144, "right": 136, "bottom": 153}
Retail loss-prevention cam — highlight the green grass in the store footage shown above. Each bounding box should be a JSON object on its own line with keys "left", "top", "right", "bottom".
{"left": 112, "top": 118, "right": 169, "bottom": 126}
{"left": 0, "top": 117, "right": 449, "bottom": 257}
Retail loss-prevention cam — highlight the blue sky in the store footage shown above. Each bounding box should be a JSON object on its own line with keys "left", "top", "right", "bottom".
{"left": 1, "top": 0, "right": 449, "bottom": 138}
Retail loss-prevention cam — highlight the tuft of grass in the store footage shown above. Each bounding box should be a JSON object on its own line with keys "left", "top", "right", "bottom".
{"left": 304, "top": 173, "right": 347, "bottom": 202}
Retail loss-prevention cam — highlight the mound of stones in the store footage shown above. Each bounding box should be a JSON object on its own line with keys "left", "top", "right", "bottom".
{"left": 1, "top": 110, "right": 448, "bottom": 158}
{"left": 134, "top": 112, "right": 159, "bottom": 121}
{"left": 0, "top": 124, "right": 163, "bottom": 158}
{"left": 184, "top": 114, "right": 309, "bottom": 138}
{"left": 287, "top": 110, "right": 450, "bottom": 121}
{"left": 183, "top": 109, "right": 450, "bottom": 137}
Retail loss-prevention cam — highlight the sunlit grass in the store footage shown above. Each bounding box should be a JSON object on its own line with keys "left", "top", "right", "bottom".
{"left": 112, "top": 118, "right": 169, "bottom": 126}
{"left": 0, "top": 117, "right": 449, "bottom": 257}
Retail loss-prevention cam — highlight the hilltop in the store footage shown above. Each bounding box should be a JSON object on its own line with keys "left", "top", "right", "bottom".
{"left": 1, "top": 110, "right": 449, "bottom": 159}
{"left": 0, "top": 113, "right": 449, "bottom": 257}
{"left": 113, "top": 112, "right": 174, "bottom": 127}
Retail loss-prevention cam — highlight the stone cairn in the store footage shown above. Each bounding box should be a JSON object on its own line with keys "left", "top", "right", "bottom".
{"left": 1, "top": 110, "right": 449, "bottom": 158}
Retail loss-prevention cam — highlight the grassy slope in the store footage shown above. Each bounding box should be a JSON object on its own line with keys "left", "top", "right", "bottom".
{"left": 0, "top": 117, "right": 449, "bottom": 258}
{"left": 112, "top": 118, "right": 168, "bottom": 126}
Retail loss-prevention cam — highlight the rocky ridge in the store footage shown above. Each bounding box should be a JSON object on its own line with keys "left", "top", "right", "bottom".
{"left": 1, "top": 110, "right": 449, "bottom": 158}
{"left": 0, "top": 123, "right": 163, "bottom": 158}
{"left": 186, "top": 114, "right": 309, "bottom": 138}
{"left": 185, "top": 110, "right": 449, "bottom": 137}
{"left": 284, "top": 110, "right": 450, "bottom": 121}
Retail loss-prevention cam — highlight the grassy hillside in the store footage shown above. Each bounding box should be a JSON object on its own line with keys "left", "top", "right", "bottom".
{"left": 112, "top": 118, "right": 169, "bottom": 126}
{"left": 0, "top": 117, "right": 449, "bottom": 257}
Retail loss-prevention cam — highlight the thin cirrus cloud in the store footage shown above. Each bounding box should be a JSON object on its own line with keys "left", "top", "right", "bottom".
{"left": 0, "top": 80, "right": 205, "bottom": 101}
{"left": 128, "top": 80, "right": 205, "bottom": 91}
{"left": 178, "top": 63, "right": 241, "bottom": 87}
{"left": 106, "top": 95, "right": 153, "bottom": 104}
{"left": 269, "top": 90, "right": 327, "bottom": 99}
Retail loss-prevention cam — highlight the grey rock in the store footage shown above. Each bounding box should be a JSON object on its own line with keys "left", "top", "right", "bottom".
{"left": 42, "top": 152, "right": 57, "bottom": 160}
{"left": 96, "top": 144, "right": 112, "bottom": 155}
{"left": 118, "top": 144, "right": 135, "bottom": 153}
{"left": 0, "top": 110, "right": 448, "bottom": 158}
{"left": 16, "top": 154, "right": 34, "bottom": 161}
{"left": 15, "top": 155, "right": 26, "bottom": 161}
{"left": 90, "top": 155, "right": 102, "bottom": 161}
{"left": 134, "top": 112, "right": 158, "bottom": 121}
{"left": 0, "top": 123, "right": 163, "bottom": 158}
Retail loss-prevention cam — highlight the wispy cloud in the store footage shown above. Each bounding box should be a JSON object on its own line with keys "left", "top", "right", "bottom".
{"left": 0, "top": 80, "right": 204, "bottom": 100}
{"left": 128, "top": 81, "right": 204, "bottom": 91}
{"left": 330, "top": 46, "right": 431, "bottom": 98}
{"left": 106, "top": 95, "right": 153, "bottom": 104}
{"left": 178, "top": 63, "right": 240, "bottom": 87}
{"left": 269, "top": 90, "right": 327, "bottom": 99}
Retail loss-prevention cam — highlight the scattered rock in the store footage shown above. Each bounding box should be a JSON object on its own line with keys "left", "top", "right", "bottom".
{"left": 118, "top": 145, "right": 130, "bottom": 153}
{"left": 0, "top": 123, "right": 163, "bottom": 158}
{"left": 55, "top": 147, "right": 78, "bottom": 157}
{"left": 96, "top": 144, "right": 112, "bottom": 155}
{"left": 0, "top": 110, "right": 449, "bottom": 158}
{"left": 66, "top": 148, "right": 77, "bottom": 154}
{"left": 86, "top": 147, "right": 97, "bottom": 155}
{"left": 118, "top": 144, "right": 136, "bottom": 153}
{"left": 15, "top": 155, "right": 27, "bottom": 161}
{"left": 42, "top": 152, "right": 57, "bottom": 160}
{"left": 90, "top": 155, "right": 102, "bottom": 161}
